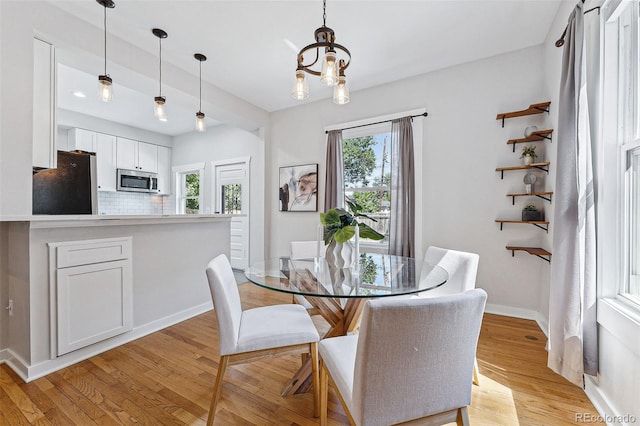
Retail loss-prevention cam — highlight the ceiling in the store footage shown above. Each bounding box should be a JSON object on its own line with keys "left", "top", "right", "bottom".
{"left": 50, "top": 0, "right": 563, "bottom": 136}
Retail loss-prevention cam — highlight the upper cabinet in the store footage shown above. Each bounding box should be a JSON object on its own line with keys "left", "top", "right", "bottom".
{"left": 116, "top": 137, "right": 158, "bottom": 173}
{"left": 68, "top": 128, "right": 117, "bottom": 192}
{"left": 157, "top": 146, "right": 171, "bottom": 195}
{"left": 68, "top": 128, "right": 96, "bottom": 152}
{"left": 33, "top": 38, "right": 57, "bottom": 169}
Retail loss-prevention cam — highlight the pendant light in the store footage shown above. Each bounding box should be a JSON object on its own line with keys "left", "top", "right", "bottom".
{"left": 152, "top": 28, "right": 168, "bottom": 121}
{"left": 292, "top": 0, "right": 351, "bottom": 104}
{"left": 194, "top": 53, "right": 207, "bottom": 132}
{"left": 96, "top": 0, "right": 115, "bottom": 102}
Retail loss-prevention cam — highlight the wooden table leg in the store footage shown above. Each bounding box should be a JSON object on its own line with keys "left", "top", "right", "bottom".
{"left": 282, "top": 297, "right": 366, "bottom": 396}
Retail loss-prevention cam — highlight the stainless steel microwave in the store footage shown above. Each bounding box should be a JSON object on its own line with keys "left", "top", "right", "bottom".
{"left": 117, "top": 169, "right": 159, "bottom": 193}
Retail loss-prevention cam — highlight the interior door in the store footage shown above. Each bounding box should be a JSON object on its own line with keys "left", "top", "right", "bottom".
{"left": 215, "top": 160, "right": 250, "bottom": 270}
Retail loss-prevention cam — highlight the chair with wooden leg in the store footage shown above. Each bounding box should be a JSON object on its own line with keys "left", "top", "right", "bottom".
{"left": 319, "top": 289, "right": 487, "bottom": 426}
{"left": 417, "top": 246, "right": 482, "bottom": 385}
{"left": 205, "top": 254, "right": 320, "bottom": 425}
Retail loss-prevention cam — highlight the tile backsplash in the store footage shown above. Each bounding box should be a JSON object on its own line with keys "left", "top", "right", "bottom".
{"left": 98, "top": 191, "right": 171, "bottom": 215}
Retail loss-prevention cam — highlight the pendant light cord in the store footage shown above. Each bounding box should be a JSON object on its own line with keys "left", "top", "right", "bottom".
{"left": 159, "top": 36, "right": 163, "bottom": 97}
{"left": 103, "top": 6, "right": 107, "bottom": 75}
{"left": 323, "top": 0, "right": 327, "bottom": 26}
{"left": 199, "top": 60, "right": 202, "bottom": 112}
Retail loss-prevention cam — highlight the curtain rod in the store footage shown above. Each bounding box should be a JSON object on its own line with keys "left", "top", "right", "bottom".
{"left": 325, "top": 112, "right": 428, "bottom": 134}
{"left": 555, "top": 1, "right": 600, "bottom": 48}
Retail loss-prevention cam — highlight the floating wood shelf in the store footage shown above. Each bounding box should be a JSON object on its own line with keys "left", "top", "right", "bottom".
{"left": 496, "top": 102, "right": 551, "bottom": 127}
{"left": 507, "top": 129, "right": 554, "bottom": 152}
{"left": 506, "top": 191, "right": 553, "bottom": 204}
{"left": 495, "top": 162, "right": 550, "bottom": 179}
{"left": 495, "top": 219, "right": 549, "bottom": 232}
{"left": 506, "top": 246, "right": 552, "bottom": 263}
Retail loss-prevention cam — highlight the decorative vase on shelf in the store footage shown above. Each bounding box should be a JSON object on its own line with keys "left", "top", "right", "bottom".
{"left": 523, "top": 155, "right": 534, "bottom": 165}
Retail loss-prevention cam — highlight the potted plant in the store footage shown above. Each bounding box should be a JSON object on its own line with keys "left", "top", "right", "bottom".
{"left": 520, "top": 145, "right": 538, "bottom": 165}
{"left": 522, "top": 204, "right": 544, "bottom": 221}
{"left": 320, "top": 199, "right": 384, "bottom": 268}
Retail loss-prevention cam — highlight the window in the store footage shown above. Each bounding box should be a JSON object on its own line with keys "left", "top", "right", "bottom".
{"left": 221, "top": 183, "right": 242, "bottom": 214}
{"left": 603, "top": 0, "right": 640, "bottom": 306}
{"left": 174, "top": 163, "right": 204, "bottom": 215}
{"left": 342, "top": 123, "right": 392, "bottom": 247}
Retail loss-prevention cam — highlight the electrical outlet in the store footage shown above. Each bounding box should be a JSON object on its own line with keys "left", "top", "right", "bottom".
{"left": 7, "top": 299, "right": 13, "bottom": 316}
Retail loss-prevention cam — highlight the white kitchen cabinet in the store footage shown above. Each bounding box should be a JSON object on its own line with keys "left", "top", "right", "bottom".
{"left": 96, "top": 133, "right": 117, "bottom": 192}
{"left": 68, "top": 128, "right": 96, "bottom": 152}
{"left": 33, "top": 38, "right": 56, "bottom": 169}
{"left": 116, "top": 137, "right": 158, "bottom": 173}
{"left": 49, "top": 237, "right": 133, "bottom": 357}
{"left": 157, "top": 145, "right": 172, "bottom": 195}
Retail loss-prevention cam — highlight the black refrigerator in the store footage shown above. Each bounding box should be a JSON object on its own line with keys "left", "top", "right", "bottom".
{"left": 33, "top": 150, "right": 98, "bottom": 215}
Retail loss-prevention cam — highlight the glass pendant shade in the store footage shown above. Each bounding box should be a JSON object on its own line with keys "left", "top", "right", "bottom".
{"left": 154, "top": 96, "right": 167, "bottom": 121}
{"left": 291, "top": 70, "right": 309, "bottom": 100}
{"left": 333, "top": 75, "right": 350, "bottom": 105}
{"left": 320, "top": 50, "right": 338, "bottom": 86}
{"left": 98, "top": 75, "right": 113, "bottom": 102}
{"left": 196, "top": 112, "right": 206, "bottom": 132}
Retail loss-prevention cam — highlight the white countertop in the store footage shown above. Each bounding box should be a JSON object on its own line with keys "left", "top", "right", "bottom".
{"left": 0, "top": 214, "right": 234, "bottom": 228}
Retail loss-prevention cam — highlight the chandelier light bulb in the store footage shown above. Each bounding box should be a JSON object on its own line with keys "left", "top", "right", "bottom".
{"left": 98, "top": 75, "right": 113, "bottom": 102}
{"left": 196, "top": 112, "right": 206, "bottom": 132}
{"left": 291, "top": 70, "right": 309, "bottom": 100}
{"left": 154, "top": 96, "right": 167, "bottom": 121}
{"left": 333, "top": 75, "right": 350, "bottom": 105}
{"left": 320, "top": 50, "right": 338, "bottom": 86}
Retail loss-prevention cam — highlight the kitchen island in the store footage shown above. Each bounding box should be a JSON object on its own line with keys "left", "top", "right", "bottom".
{"left": 0, "top": 214, "right": 231, "bottom": 382}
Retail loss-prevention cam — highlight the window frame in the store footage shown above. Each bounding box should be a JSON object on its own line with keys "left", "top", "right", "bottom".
{"left": 173, "top": 162, "right": 205, "bottom": 215}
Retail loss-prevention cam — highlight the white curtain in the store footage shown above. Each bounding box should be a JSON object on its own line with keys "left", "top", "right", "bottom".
{"left": 548, "top": 2, "right": 598, "bottom": 387}
{"left": 324, "top": 130, "right": 344, "bottom": 212}
{"left": 389, "top": 117, "right": 415, "bottom": 257}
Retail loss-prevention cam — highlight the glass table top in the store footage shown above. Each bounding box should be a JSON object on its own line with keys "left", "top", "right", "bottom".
{"left": 244, "top": 254, "right": 448, "bottom": 298}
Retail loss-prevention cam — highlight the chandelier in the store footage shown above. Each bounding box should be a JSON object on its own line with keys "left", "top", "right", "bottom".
{"left": 291, "top": 0, "right": 351, "bottom": 105}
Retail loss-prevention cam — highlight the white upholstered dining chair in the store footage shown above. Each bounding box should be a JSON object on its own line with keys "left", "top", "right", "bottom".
{"left": 319, "top": 289, "right": 487, "bottom": 426}
{"left": 290, "top": 240, "right": 324, "bottom": 315}
{"left": 205, "top": 254, "right": 320, "bottom": 425}
{"left": 417, "top": 246, "right": 481, "bottom": 385}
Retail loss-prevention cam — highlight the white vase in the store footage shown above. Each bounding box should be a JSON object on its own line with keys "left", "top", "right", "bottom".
{"left": 523, "top": 155, "right": 533, "bottom": 165}
{"left": 325, "top": 239, "right": 355, "bottom": 269}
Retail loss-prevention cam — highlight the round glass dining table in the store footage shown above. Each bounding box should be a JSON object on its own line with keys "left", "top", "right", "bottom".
{"left": 244, "top": 253, "right": 449, "bottom": 396}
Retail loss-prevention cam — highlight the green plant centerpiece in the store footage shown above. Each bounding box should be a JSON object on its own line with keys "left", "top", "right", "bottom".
{"left": 319, "top": 200, "right": 384, "bottom": 268}
{"left": 520, "top": 145, "right": 538, "bottom": 165}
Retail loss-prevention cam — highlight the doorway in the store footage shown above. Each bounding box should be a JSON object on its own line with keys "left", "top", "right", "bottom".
{"left": 212, "top": 158, "right": 250, "bottom": 270}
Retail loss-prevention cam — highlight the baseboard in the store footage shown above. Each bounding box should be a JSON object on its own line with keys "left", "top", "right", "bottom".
{"left": 485, "top": 303, "right": 548, "bottom": 337}
{"left": 7, "top": 301, "right": 213, "bottom": 383}
{"left": 0, "top": 348, "right": 30, "bottom": 382}
{"left": 584, "top": 375, "right": 635, "bottom": 426}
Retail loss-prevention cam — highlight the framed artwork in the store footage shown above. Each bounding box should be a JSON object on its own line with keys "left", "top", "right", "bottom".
{"left": 279, "top": 163, "right": 318, "bottom": 212}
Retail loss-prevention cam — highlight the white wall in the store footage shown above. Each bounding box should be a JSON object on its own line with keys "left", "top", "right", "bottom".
{"left": 172, "top": 125, "right": 265, "bottom": 264}
{"left": 268, "top": 45, "right": 552, "bottom": 315}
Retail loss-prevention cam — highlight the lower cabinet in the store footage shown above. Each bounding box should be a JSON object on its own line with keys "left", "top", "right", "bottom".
{"left": 49, "top": 237, "right": 133, "bottom": 357}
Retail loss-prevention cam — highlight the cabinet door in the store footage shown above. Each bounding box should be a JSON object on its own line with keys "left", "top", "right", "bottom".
{"left": 68, "top": 128, "right": 96, "bottom": 153}
{"left": 157, "top": 146, "right": 172, "bottom": 195}
{"left": 137, "top": 142, "right": 158, "bottom": 173}
{"left": 56, "top": 259, "right": 133, "bottom": 356}
{"left": 96, "top": 133, "right": 117, "bottom": 192}
{"left": 116, "top": 137, "right": 138, "bottom": 170}
{"left": 33, "top": 38, "right": 56, "bottom": 169}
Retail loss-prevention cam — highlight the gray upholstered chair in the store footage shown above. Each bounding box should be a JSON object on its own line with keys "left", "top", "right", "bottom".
{"left": 205, "top": 254, "right": 320, "bottom": 425}
{"left": 417, "top": 246, "right": 481, "bottom": 385}
{"left": 319, "top": 289, "right": 487, "bottom": 426}
{"left": 290, "top": 240, "right": 324, "bottom": 315}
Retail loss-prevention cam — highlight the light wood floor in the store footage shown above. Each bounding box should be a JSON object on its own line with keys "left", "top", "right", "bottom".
{"left": 1, "top": 284, "right": 603, "bottom": 425}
